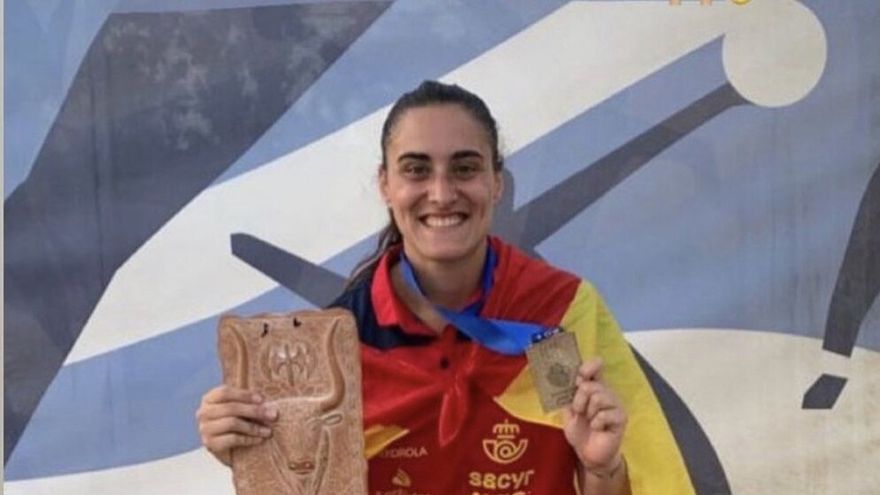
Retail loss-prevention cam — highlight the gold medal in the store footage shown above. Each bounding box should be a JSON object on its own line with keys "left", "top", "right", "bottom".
{"left": 526, "top": 330, "right": 582, "bottom": 412}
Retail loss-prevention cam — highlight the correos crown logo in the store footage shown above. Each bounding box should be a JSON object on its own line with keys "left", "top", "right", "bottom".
{"left": 482, "top": 420, "right": 528, "bottom": 465}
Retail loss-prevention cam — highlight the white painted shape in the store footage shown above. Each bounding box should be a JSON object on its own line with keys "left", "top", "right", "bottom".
{"left": 67, "top": 1, "right": 827, "bottom": 363}
{"left": 3, "top": 448, "right": 234, "bottom": 495}
{"left": 629, "top": 329, "right": 880, "bottom": 495}
{"left": 723, "top": 0, "right": 827, "bottom": 107}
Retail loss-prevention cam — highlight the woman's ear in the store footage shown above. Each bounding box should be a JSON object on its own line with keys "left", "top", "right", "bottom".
{"left": 378, "top": 165, "right": 390, "bottom": 205}
{"left": 492, "top": 169, "right": 504, "bottom": 204}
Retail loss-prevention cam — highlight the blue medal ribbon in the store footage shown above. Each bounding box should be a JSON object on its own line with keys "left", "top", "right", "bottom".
{"left": 398, "top": 243, "right": 551, "bottom": 355}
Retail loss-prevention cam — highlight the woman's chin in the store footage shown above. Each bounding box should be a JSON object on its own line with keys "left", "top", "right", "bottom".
{"left": 408, "top": 243, "right": 481, "bottom": 265}
{"left": 421, "top": 249, "right": 472, "bottom": 264}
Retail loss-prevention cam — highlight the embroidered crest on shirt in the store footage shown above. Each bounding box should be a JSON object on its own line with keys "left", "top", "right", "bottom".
{"left": 482, "top": 420, "right": 528, "bottom": 465}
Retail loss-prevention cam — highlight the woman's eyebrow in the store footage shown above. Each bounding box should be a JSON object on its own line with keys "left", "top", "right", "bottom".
{"left": 450, "top": 150, "right": 484, "bottom": 160}
{"left": 396, "top": 152, "right": 430, "bottom": 163}
{"left": 396, "top": 149, "right": 484, "bottom": 163}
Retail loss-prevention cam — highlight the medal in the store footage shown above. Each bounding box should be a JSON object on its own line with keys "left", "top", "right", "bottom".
{"left": 399, "top": 243, "right": 583, "bottom": 410}
{"left": 526, "top": 328, "right": 582, "bottom": 412}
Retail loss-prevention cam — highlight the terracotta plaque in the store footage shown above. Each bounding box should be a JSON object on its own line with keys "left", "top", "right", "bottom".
{"left": 217, "top": 308, "right": 366, "bottom": 495}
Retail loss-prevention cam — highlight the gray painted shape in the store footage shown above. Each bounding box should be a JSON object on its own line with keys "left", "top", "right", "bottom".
{"left": 823, "top": 162, "right": 880, "bottom": 356}
{"left": 803, "top": 162, "right": 880, "bottom": 408}
{"left": 231, "top": 233, "right": 346, "bottom": 308}
{"left": 802, "top": 374, "right": 847, "bottom": 410}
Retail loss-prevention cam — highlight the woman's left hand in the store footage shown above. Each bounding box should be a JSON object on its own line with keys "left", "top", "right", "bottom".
{"left": 562, "top": 358, "right": 627, "bottom": 475}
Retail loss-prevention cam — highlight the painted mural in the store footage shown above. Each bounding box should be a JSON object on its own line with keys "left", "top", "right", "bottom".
{"left": 5, "top": 1, "right": 878, "bottom": 493}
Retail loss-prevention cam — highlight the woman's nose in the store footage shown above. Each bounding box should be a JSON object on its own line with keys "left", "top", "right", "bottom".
{"left": 427, "top": 174, "right": 458, "bottom": 204}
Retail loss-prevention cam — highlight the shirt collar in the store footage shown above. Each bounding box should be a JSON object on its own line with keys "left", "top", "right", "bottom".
{"left": 370, "top": 243, "right": 486, "bottom": 336}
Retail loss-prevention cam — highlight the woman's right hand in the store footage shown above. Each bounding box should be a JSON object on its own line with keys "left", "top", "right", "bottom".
{"left": 196, "top": 385, "right": 278, "bottom": 466}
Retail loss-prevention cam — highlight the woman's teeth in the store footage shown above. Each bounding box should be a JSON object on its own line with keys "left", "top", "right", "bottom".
{"left": 424, "top": 214, "right": 464, "bottom": 228}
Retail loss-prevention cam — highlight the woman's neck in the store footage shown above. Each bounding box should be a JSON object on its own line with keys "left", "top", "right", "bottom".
{"left": 390, "top": 241, "right": 488, "bottom": 332}
{"left": 407, "top": 239, "right": 487, "bottom": 307}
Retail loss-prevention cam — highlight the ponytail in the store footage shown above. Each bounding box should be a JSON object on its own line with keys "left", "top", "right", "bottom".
{"left": 344, "top": 215, "right": 402, "bottom": 289}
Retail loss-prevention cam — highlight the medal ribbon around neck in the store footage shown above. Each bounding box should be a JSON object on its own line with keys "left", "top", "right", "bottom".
{"left": 398, "top": 243, "right": 553, "bottom": 355}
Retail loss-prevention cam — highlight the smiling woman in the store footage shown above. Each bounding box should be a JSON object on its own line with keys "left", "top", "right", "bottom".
{"left": 197, "top": 81, "right": 694, "bottom": 495}
{"left": 348, "top": 81, "right": 506, "bottom": 294}
{"left": 379, "top": 104, "right": 503, "bottom": 309}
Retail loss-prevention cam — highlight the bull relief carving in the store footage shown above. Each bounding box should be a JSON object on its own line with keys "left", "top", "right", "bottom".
{"left": 218, "top": 309, "right": 366, "bottom": 495}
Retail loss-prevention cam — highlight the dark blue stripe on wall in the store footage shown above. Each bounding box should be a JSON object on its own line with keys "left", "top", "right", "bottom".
{"left": 823, "top": 162, "right": 880, "bottom": 356}
{"left": 633, "top": 351, "right": 731, "bottom": 495}
{"left": 3, "top": 1, "right": 391, "bottom": 462}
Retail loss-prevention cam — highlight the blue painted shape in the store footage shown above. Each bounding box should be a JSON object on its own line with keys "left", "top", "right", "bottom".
{"left": 4, "top": 0, "right": 119, "bottom": 197}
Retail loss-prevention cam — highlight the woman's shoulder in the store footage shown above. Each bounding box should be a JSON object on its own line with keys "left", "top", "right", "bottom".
{"left": 490, "top": 236, "right": 586, "bottom": 288}
{"left": 486, "top": 237, "right": 587, "bottom": 324}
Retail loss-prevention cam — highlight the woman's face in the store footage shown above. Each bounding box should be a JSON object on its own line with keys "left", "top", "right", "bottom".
{"left": 380, "top": 104, "right": 503, "bottom": 268}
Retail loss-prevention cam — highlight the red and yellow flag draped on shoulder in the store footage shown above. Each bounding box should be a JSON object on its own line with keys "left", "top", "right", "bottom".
{"left": 337, "top": 237, "right": 693, "bottom": 494}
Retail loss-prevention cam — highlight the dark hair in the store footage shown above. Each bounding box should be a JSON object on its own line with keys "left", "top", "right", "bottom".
{"left": 345, "top": 80, "right": 504, "bottom": 288}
